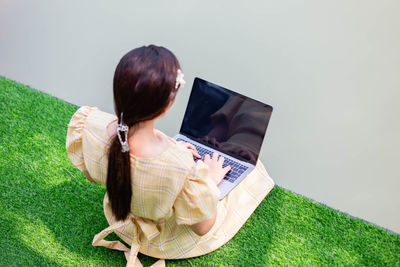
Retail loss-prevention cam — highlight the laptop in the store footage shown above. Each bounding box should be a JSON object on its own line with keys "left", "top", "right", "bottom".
{"left": 174, "top": 77, "right": 273, "bottom": 200}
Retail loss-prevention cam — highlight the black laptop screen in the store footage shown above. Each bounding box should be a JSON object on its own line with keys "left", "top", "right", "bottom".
{"left": 179, "top": 77, "right": 273, "bottom": 165}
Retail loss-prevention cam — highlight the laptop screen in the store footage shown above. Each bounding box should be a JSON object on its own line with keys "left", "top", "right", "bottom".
{"left": 179, "top": 77, "right": 273, "bottom": 165}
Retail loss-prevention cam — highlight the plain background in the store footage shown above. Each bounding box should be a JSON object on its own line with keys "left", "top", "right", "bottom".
{"left": 1, "top": 0, "right": 399, "bottom": 233}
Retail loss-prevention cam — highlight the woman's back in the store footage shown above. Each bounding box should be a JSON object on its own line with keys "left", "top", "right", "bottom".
{"left": 66, "top": 106, "right": 223, "bottom": 257}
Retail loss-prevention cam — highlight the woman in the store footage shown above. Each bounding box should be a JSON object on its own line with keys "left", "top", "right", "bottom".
{"left": 66, "top": 45, "right": 274, "bottom": 266}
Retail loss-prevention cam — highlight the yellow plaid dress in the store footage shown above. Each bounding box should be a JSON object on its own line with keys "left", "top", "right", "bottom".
{"left": 66, "top": 106, "right": 275, "bottom": 266}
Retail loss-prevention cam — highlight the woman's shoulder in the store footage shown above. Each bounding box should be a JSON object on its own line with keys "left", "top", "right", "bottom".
{"left": 66, "top": 106, "right": 117, "bottom": 184}
{"left": 133, "top": 134, "right": 195, "bottom": 172}
{"left": 162, "top": 138, "right": 196, "bottom": 170}
{"left": 68, "top": 105, "right": 117, "bottom": 143}
{"left": 85, "top": 107, "right": 118, "bottom": 142}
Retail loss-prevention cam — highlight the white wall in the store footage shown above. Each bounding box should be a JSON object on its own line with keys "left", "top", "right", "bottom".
{"left": 1, "top": 0, "right": 399, "bottom": 233}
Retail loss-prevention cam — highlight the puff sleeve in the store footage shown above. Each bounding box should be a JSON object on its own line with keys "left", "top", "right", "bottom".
{"left": 65, "top": 106, "right": 98, "bottom": 172}
{"left": 173, "top": 160, "right": 221, "bottom": 225}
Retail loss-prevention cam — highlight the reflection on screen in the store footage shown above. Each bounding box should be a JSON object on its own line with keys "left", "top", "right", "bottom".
{"left": 180, "top": 78, "right": 273, "bottom": 165}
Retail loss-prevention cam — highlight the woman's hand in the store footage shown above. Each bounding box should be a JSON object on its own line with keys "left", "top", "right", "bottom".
{"left": 203, "top": 152, "right": 231, "bottom": 185}
{"left": 178, "top": 141, "right": 201, "bottom": 159}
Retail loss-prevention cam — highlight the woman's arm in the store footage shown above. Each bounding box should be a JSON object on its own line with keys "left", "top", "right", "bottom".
{"left": 189, "top": 152, "right": 229, "bottom": 236}
{"left": 190, "top": 211, "right": 217, "bottom": 236}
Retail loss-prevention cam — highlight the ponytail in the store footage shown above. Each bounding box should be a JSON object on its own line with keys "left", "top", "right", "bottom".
{"left": 106, "top": 135, "right": 132, "bottom": 221}
{"left": 107, "top": 44, "right": 181, "bottom": 220}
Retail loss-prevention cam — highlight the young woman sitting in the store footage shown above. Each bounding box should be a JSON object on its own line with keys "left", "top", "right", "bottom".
{"left": 66, "top": 45, "right": 274, "bottom": 266}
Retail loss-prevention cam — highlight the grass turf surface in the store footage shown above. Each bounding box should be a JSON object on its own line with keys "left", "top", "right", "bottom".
{"left": 0, "top": 76, "right": 399, "bottom": 266}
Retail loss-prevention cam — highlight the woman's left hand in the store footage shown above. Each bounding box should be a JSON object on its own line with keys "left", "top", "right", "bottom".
{"left": 178, "top": 141, "right": 201, "bottom": 159}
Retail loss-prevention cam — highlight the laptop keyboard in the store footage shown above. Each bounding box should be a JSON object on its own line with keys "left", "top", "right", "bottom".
{"left": 176, "top": 138, "right": 248, "bottom": 183}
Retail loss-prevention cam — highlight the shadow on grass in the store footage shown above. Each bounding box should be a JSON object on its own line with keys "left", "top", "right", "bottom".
{"left": 0, "top": 213, "right": 61, "bottom": 266}
{"left": 0, "top": 165, "right": 124, "bottom": 265}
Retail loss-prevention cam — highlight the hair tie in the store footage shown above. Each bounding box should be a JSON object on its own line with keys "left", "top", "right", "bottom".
{"left": 117, "top": 112, "right": 130, "bottom": 153}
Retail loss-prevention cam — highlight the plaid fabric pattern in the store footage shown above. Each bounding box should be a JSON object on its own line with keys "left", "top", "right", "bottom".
{"left": 66, "top": 106, "right": 275, "bottom": 265}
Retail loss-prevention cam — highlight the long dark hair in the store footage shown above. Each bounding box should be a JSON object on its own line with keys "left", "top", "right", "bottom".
{"left": 107, "top": 45, "right": 181, "bottom": 221}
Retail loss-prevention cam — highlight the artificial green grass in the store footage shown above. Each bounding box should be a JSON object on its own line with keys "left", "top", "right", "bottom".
{"left": 0, "top": 76, "right": 399, "bottom": 266}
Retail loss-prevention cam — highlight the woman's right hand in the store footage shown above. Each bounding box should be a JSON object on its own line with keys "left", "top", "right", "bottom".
{"left": 203, "top": 152, "right": 231, "bottom": 185}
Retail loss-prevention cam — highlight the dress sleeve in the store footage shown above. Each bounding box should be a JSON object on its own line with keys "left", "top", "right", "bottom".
{"left": 173, "top": 160, "right": 221, "bottom": 225}
{"left": 65, "top": 106, "right": 98, "bottom": 172}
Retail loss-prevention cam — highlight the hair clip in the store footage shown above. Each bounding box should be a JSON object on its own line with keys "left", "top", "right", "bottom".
{"left": 117, "top": 112, "right": 130, "bottom": 153}
{"left": 175, "top": 69, "right": 185, "bottom": 89}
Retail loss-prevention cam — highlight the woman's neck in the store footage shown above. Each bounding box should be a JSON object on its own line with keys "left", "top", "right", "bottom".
{"left": 128, "top": 118, "right": 172, "bottom": 158}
